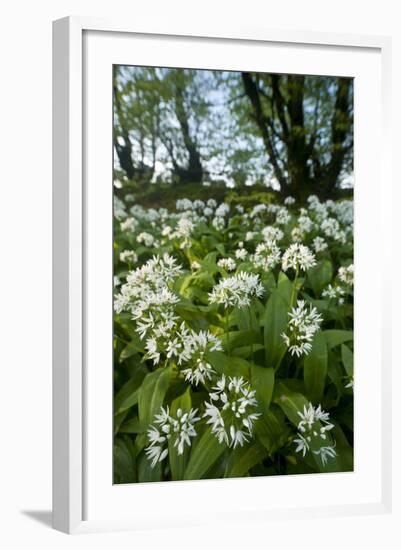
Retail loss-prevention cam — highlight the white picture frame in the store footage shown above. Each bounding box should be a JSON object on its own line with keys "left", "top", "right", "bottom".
{"left": 52, "top": 16, "right": 393, "bottom": 534}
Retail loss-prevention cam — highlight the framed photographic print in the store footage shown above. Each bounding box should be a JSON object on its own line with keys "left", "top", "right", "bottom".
{"left": 52, "top": 17, "right": 392, "bottom": 534}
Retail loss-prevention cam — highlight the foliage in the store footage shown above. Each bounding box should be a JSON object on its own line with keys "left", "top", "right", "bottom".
{"left": 113, "top": 193, "right": 353, "bottom": 482}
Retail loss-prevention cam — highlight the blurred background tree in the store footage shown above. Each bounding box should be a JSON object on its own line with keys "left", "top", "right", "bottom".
{"left": 113, "top": 66, "right": 353, "bottom": 206}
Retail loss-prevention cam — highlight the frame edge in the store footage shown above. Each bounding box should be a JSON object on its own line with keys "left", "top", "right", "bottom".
{"left": 52, "top": 16, "right": 83, "bottom": 534}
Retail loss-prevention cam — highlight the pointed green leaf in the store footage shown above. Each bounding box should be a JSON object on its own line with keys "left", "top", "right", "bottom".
{"left": 250, "top": 364, "right": 275, "bottom": 412}
{"left": 341, "top": 344, "right": 353, "bottom": 376}
{"left": 225, "top": 443, "right": 267, "bottom": 477}
{"left": 323, "top": 330, "right": 353, "bottom": 349}
{"left": 264, "top": 291, "right": 288, "bottom": 367}
{"left": 138, "top": 367, "right": 172, "bottom": 430}
{"left": 304, "top": 332, "right": 328, "bottom": 403}
{"left": 184, "top": 427, "right": 225, "bottom": 480}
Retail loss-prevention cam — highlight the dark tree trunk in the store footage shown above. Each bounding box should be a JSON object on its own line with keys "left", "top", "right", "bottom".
{"left": 113, "top": 81, "right": 135, "bottom": 180}
{"left": 172, "top": 80, "right": 203, "bottom": 185}
{"left": 241, "top": 72, "right": 353, "bottom": 202}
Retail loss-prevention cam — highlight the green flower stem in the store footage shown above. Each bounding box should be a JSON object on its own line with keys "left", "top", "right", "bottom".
{"left": 275, "top": 265, "right": 299, "bottom": 372}
{"left": 289, "top": 265, "right": 299, "bottom": 309}
{"left": 225, "top": 312, "right": 230, "bottom": 355}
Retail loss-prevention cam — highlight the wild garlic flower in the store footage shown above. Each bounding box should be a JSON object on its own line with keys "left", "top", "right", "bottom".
{"left": 312, "top": 236, "right": 328, "bottom": 253}
{"left": 191, "top": 260, "right": 201, "bottom": 271}
{"left": 176, "top": 198, "right": 193, "bottom": 211}
{"left": 212, "top": 216, "right": 225, "bottom": 231}
{"left": 136, "top": 232, "right": 155, "bottom": 247}
{"left": 313, "top": 445, "right": 337, "bottom": 466}
{"left": 291, "top": 227, "right": 304, "bottom": 243}
{"left": 252, "top": 241, "right": 281, "bottom": 271}
{"left": 276, "top": 207, "right": 291, "bottom": 225}
{"left": 176, "top": 217, "right": 194, "bottom": 238}
{"left": 215, "top": 203, "right": 230, "bottom": 217}
{"left": 204, "top": 375, "right": 260, "bottom": 448}
{"left": 208, "top": 271, "right": 264, "bottom": 309}
{"left": 119, "top": 249, "right": 138, "bottom": 264}
{"left": 284, "top": 196, "right": 296, "bottom": 206}
{"left": 338, "top": 264, "right": 354, "bottom": 286}
{"left": 298, "top": 214, "right": 314, "bottom": 234}
{"left": 262, "top": 225, "right": 284, "bottom": 242}
{"left": 235, "top": 248, "right": 248, "bottom": 261}
{"left": 217, "top": 258, "right": 237, "bottom": 272}
{"left": 114, "top": 255, "right": 183, "bottom": 343}
{"left": 281, "top": 243, "right": 316, "bottom": 272}
{"left": 282, "top": 300, "right": 322, "bottom": 357}
{"left": 320, "top": 217, "right": 346, "bottom": 244}
{"left": 293, "top": 403, "right": 336, "bottom": 465}
{"left": 145, "top": 322, "right": 194, "bottom": 365}
{"left": 145, "top": 406, "right": 200, "bottom": 467}
{"left": 180, "top": 330, "right": 222, "bottom": 385}
{"left": 322, "top": 284, "right": 345, "bottom": 304}
{"left": 120, "top": 217, "right": 138, "bottom": 232}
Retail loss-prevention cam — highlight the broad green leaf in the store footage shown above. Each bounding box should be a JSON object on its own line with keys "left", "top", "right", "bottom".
{"left": 119, "top": 334, "right": 145, "bottom": 361}
{"left": 113, "top": 437, "right": 136, "bottom": 484}
{"left": 119, "top": 416, "right": 142, "bottom": 434}
{"left": 250, "top": 364, "right": 275, "bottom": 412}
{"left": 114, "top": 378, "right": 141, "bottom": 415}
{"left": 137, "top": 451, "right": 162, "bottom": 482}
{"left": 205, "top": 351, "right": 251, "bottom": 378}
{"left": 184, "top": 427, "right": 225, "bottom": 480}
{"left": 304, "top": 332, "right": 328, "bottom": 403}
{"left": 254, "top": 407, "right": 291, "bottom": 453}
{"left": 341, "top": 344, "right": 353, "bottom": 376}
{"left": 220, "top": 329, "right": 262, "bottom": 350}
{"left": 168, "top": 387, "right": 192, "bottom": 481}
{"left": 138, "top": 367, "right": 172, "bottom": 430}
{"left": 274, "top": 382, "right": 309, "bottom": 426}
{"left": 263, "top": 291, "right": 288, "bottom": 367}
{"left": 323, "top": 330, "right": 353, "bottom": 349}
{"left": 225, "top": 443, "right": 267, "bottom": 477}
{"left": 277, "top": 271, "right": 293, "bottom": 304}
{"left": 114, "top": 410, "right": 128, "bottom": 435}
{"left": 231, "top": 344, "right": 264, "bottom": 359}
{"left": 306, "top": 260, "right": 333, "bottom": 296}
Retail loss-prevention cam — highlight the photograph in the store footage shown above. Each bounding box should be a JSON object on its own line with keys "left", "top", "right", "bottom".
{"left": 112, "top": 65, "right": 354, "bottom": 483}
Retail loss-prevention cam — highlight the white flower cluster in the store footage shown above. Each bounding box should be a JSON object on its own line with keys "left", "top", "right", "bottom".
{"left": 322, "top": 283, "right": 345, "bottom": 304}
{"left": 294, "top": 403, "right": 336, "bottom": 466}
{"left": 114, "top": 254, "right": 183, "bottom": 355}
{"left": 312, "top": 236, "right": 328, "bottom": 253}
{"left": 282, "top": 300, "right": 322, "bottom": 357}
{"left": 235, "top": 247, "right": 248, "bottom": 261}
{"left": 145, "top": 406, "right": 200, "bottom": 468}
{"left": 119, "top": 249, "right": 138, "bottom": 264}
{"left": 281, "top": 243, "right": 316, "bottom": 272}
{"left": 252, "top": 241, "right": 281, "bottom": 271}
{"left": 180, "top": 330, "right": 223, "bottom": 386}
{"left": 204, "top": 375, "right": 260, "bottom": 448}
{"left": 262, "top": 226, "right": 284, "bottom": 242}
{"left": 208, "top": 271, "right": 264, "bottom": 308}
{"left": 276, "top": 207, "right": 291, "bottom": 225}
{"left": 321, "top": 217, "right": 346, "bottom": 244}
{"left": 217, "top": 258, "right": 237, "bottom": 272}
{"left": 136, "top": 231, "right": 155, "bottom": 247}
{"left": 338, "top": 264, "right": 354, "bottom": 286}
{"left": 120, "top": 217, "right": 138, "bottom": 233}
